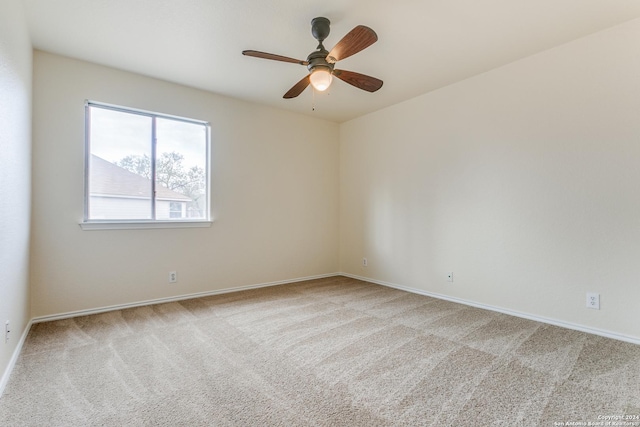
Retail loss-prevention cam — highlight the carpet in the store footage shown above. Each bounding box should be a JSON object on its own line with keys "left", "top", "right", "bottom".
{"left": 1, "top": 276, "right": 639, "bottom": 426}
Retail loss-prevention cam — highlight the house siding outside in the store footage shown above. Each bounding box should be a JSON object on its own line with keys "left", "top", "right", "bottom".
{"left": 89, "top": 155, "right": 191, "bottom": 220}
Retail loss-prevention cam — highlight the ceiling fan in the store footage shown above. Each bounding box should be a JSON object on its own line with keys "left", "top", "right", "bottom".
{"left": 242, "top": 17, "right": 383, "bottom": 99}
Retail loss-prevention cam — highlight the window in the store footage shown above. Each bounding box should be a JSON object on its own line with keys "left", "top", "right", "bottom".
{"left": 84, "top": 101, "right": 210, "bottom": 228}
{"left": 169, "top": 202, "right": 184, "bottom": 219}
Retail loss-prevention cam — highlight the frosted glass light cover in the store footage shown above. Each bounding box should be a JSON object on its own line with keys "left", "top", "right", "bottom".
{"left": 309, "top": 69, "right": 333, "bottom": 91}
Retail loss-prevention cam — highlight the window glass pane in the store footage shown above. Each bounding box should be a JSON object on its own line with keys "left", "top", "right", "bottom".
{"left": 88, "top": 107, "right": 153, "bottom": 220}
{"left": 155, "top": 118, "right": 208, "bottom": 220}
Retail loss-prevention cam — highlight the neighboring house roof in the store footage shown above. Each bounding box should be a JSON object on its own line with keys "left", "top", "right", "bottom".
{"left": 90, "top": 155, "right": 191, "bottom": 201}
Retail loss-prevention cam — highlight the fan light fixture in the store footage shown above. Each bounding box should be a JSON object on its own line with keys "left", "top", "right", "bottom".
{"left": 242, "top": 17, "right": 383, "bottom": 99}
{"left": 309, "top": 68, "right": 333, "bottom": 91}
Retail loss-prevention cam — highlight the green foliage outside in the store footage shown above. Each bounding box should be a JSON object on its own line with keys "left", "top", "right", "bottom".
{"left": 116, "top": 152, "right": 206, "bottom": 217}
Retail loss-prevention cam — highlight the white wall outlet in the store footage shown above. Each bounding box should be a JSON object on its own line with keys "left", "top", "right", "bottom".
{"left": 169, "top": 271, "right": 177, "bottom": 283}
{"left": 447, "top": 272, "right": 453, "bottom": 282}
{"left": 586, "top": 292, "right": 600, "bottom": 310}
{"left": 5, "top": 321, "right": 10, "bottom": 343}
{"left": 362, "top": 258, "right": 368, "bottom": 267}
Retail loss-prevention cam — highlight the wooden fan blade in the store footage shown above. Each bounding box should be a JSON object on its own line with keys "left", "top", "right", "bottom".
{"left": 283, "top": 75, "right": 310, "bottom": 99}
{"left": 242, "top": 50, "right": 308, "bottom": 66}
{"left": 333, "top": 69, "right": 383, "bottom": 92}
{"left": 326, "top": 26, "right": 378, "bottom": 64}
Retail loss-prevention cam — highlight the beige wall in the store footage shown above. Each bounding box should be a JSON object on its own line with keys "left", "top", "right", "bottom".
{"left": 340, "top": 18, "right": 640, "bottom": 340}
{"left": 31, "top": 51, "right": 339, "bottom": 317}
{"left": 0, "top": 0, "right": 32, "bottom": 387}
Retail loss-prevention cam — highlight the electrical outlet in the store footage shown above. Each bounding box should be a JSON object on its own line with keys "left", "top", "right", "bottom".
{"left": 169, "top": 271, "right": 177, "bottom": 283}
{"left": 447, "top": 272, "right": 453, "bottom": 282}
{"left": 362, "top": 258, "right": 368, "bottom": 267}
{"left": 5, "top": 321, "right": 10, "bottom": 344}
{"left": 586, "top": 292, "right": 600, "bottom": 310}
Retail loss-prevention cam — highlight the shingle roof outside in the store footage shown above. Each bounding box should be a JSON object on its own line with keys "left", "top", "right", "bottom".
{"left": 90, "top": 155, "right": 191, "bottom": 201}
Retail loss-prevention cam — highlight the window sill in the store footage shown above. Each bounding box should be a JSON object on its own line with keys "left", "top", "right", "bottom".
{"left": 80, "top": 220, "right": 213, "bottom": 231}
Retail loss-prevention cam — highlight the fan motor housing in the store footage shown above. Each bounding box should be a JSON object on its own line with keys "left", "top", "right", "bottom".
{"left": 307, "top": 48, "right": 334, "bottom": 74}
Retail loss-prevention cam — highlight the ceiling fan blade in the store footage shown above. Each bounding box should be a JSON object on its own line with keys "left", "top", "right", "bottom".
{"left": 326, "top": 26, "right": 378, "bottom": 64}
{"left": 333, "top": 69, "right": 383, "bottom": 92}
{"left": 242, "top": 50, "right": 308, "bottom": 66}
{"left": 283, "top": 75, "right": 311, "bottom": 99}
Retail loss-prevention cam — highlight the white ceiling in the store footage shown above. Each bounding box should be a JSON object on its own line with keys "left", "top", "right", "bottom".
{"left": 23, "top": 0, "right": 640, "bottom": 123}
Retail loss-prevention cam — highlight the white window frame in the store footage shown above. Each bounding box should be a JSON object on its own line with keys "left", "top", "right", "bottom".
{"left": 81, "top": 100, "right": 212, "bottom": 230}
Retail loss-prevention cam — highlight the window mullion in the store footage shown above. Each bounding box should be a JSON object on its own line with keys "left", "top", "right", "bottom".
{"left": 151, "top": 116, "right": 157, "bottom": 220}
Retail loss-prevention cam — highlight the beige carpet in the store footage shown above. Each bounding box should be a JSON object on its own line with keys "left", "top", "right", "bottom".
{"left": 1, "top": 276, "right": 639, "bottom": 426}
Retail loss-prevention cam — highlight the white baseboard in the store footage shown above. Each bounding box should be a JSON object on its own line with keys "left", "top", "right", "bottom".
{"left": 32, "top": 272, "right": 340, "bottom": 324}
{"left": 340, "top": 272, "right": 640, "bottom": 345}
{"left": 0, "top": 318, "right": 32, "bottom": 399}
